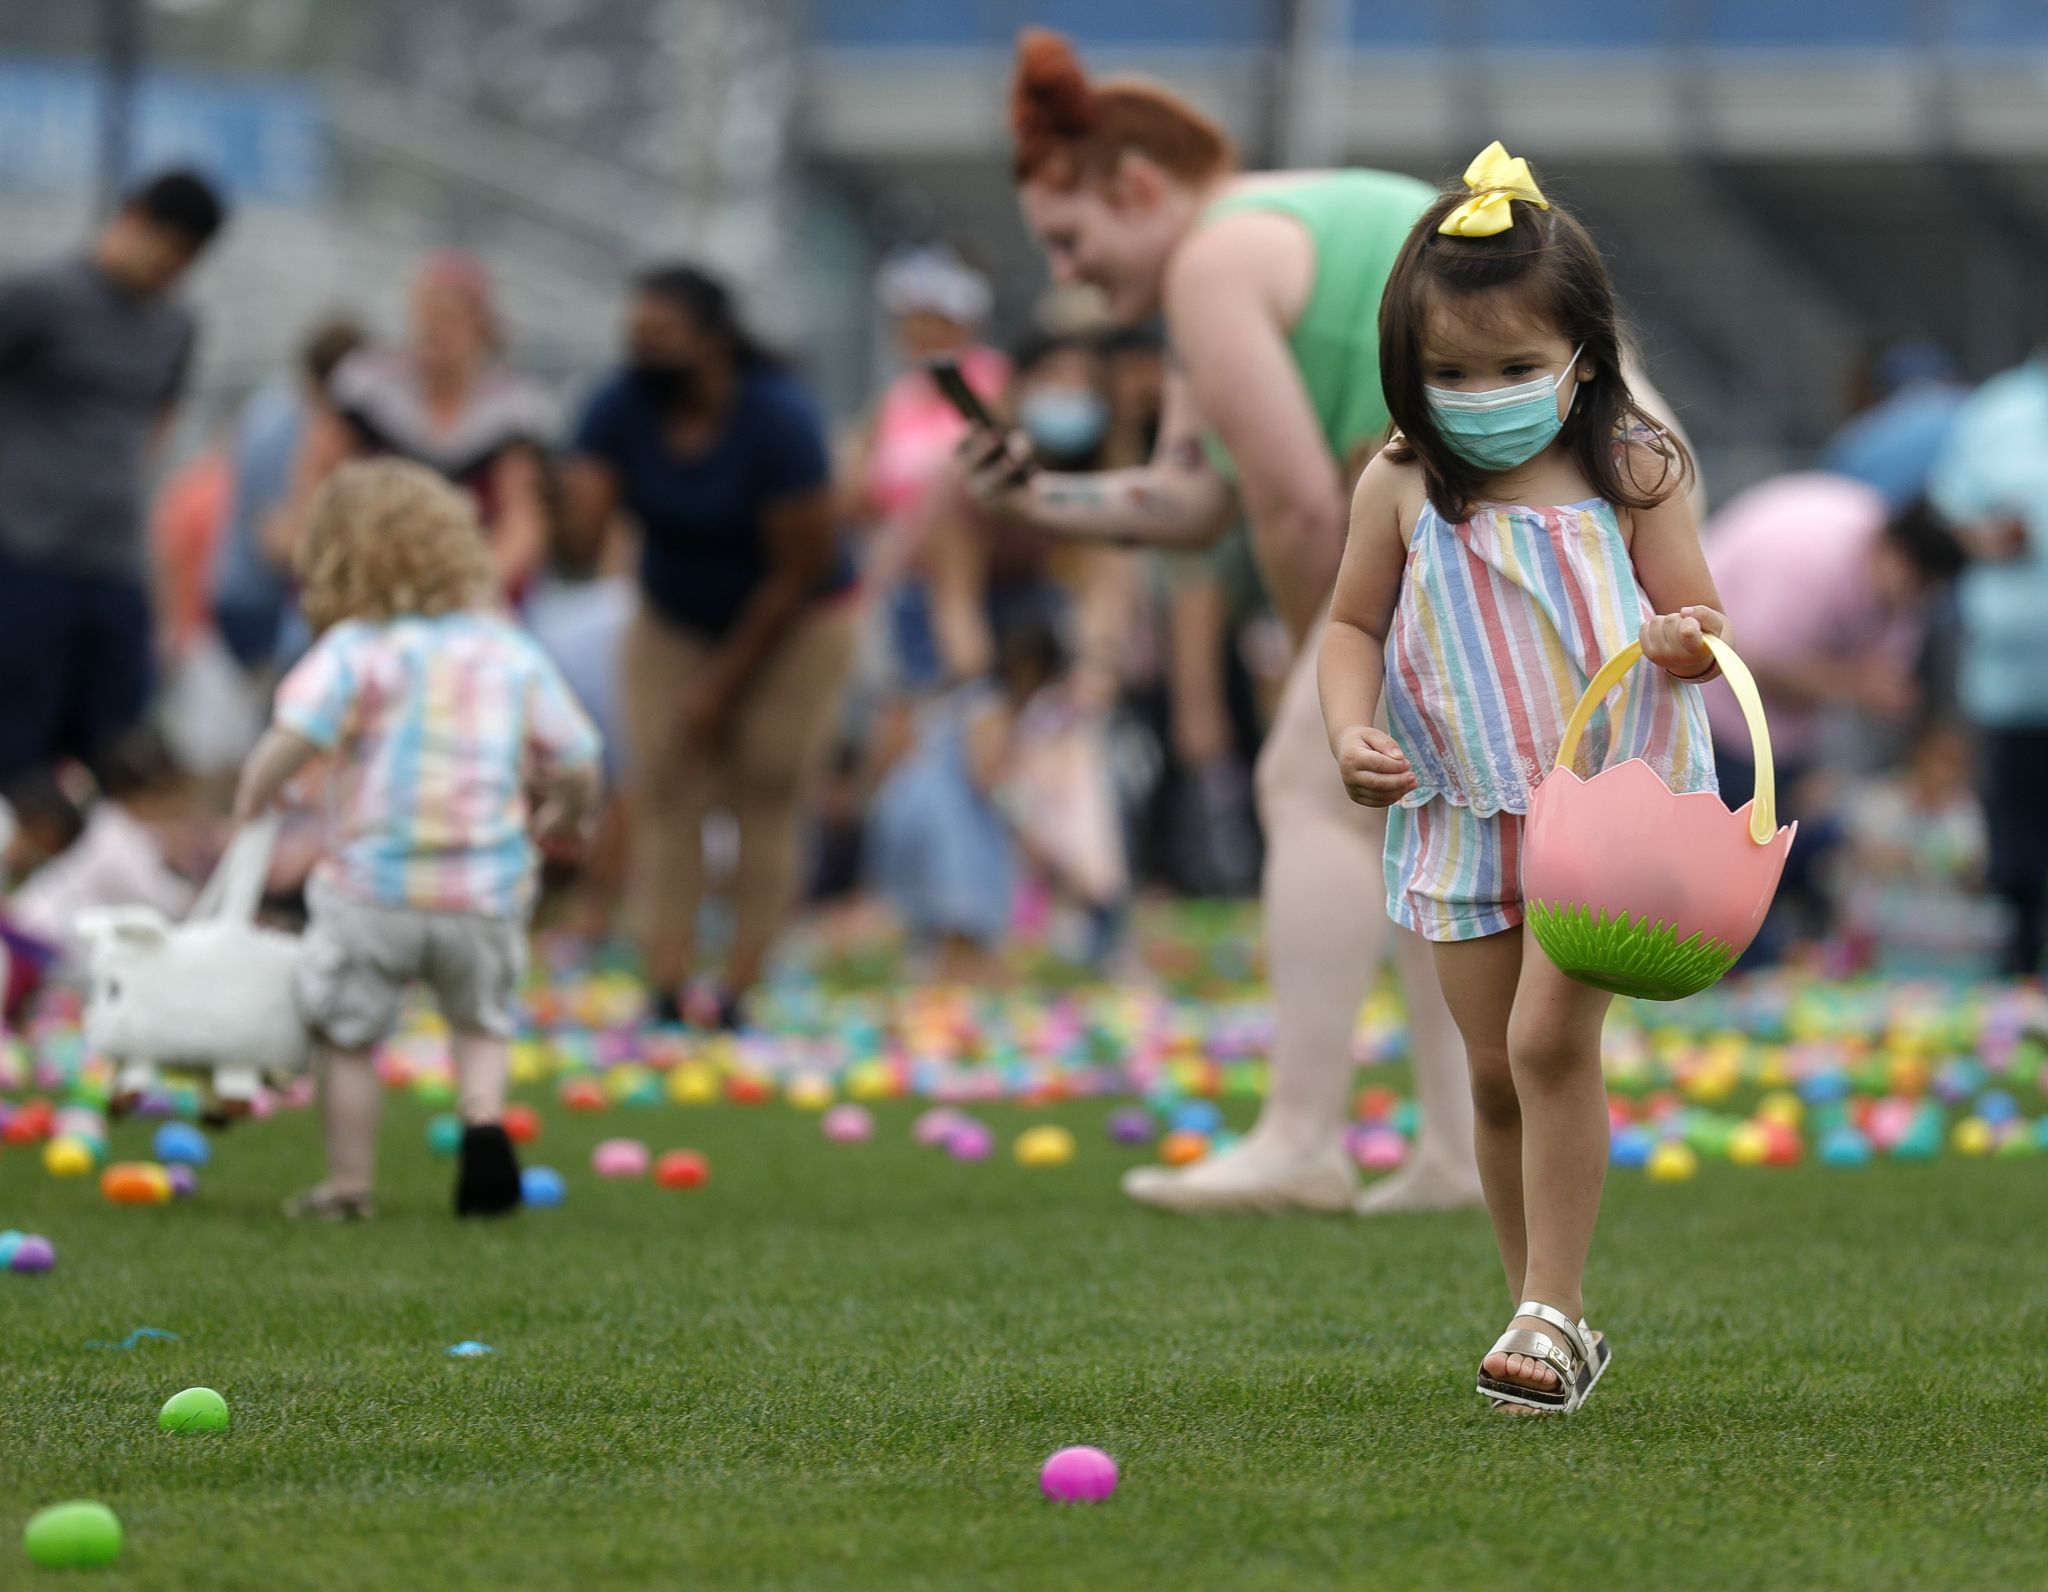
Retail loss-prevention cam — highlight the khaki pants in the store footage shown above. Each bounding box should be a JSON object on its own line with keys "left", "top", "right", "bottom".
{"left": 620, "top": 599, "right": 857, "bottom": 976}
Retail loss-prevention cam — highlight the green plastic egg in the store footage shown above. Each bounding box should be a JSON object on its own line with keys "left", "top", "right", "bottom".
{"left": 23, "top": 1500, "right": 122, "bottom": 1568}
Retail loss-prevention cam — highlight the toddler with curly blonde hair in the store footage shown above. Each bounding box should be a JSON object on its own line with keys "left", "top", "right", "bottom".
{"left": 236, "top": 459, "right": 602, "bottom": 1219}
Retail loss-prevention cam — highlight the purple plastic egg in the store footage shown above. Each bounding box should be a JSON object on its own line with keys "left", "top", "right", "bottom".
{"left": 822, "top": 1104, "right": 874, "bottom": 1144}
{"left": 913, "top": 1107, "right": 965, "bottom": 1148}
{"left": 946, "top": 1120, "right": 995, "bottom": 1161}
{"left": 11, "top": 1234, "right": 56, "bottom": 1273}
{"left": 1041, "top": 1445, "right": 1118, "bottom": 1503}
{"left": 1106, "top": 1108, "right": 1155, "bottom": 1147}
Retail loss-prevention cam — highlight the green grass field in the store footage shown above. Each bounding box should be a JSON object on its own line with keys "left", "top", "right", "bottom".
{"left": 6, "top": 1093, "right": 2047, "bottom": 1590}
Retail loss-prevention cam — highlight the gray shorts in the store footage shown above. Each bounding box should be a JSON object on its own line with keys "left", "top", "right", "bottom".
{"left": 298, "top": 877, "right": 525, "bottom": 1050}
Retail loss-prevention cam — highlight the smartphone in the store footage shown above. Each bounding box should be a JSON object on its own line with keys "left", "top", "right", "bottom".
{"left": 927, "top": 356, "right": 999, "bottom": 429}
{"left": 929, "top": 357, "right": 1036, "bottom": 481}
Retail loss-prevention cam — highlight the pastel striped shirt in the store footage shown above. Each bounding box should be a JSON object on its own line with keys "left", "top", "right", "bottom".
{"left": 276, "top": 612, "right": 602, "bottom": 918}
{"left": 1384, "top": 494, "right": 1716, "bottom": 816}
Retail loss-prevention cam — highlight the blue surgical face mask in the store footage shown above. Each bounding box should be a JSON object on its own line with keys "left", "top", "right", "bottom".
{"left": 1424, "top": 344, "right": 1584, "bottom": 471}
{"left": 1019, "top": 387, "right": 1108, "bottom": 461}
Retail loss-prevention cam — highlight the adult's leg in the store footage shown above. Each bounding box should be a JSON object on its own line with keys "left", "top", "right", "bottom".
{"left": 1123, "top": 631, "right": 1476, "bottom": 1213}
{"left": 70, "top": 572, "right": 154, "bottom": 766}
{"left": 1357, "top": 925, "right": 1483, "bottom": 1212}
{"left": 1482, "top": 926, "right": 1614, "bottom": 1398}
{"left": 0, "top": 555, "right": 79, "bottom": 782}
{"left": 723, "top": 604, "right": 858, "bottom": 999}
{"left": 1984, "top": 728, "right": 2048, "bottom": 977}
{"left": 620, "top": 605, "right": 717, "bottom": 1001}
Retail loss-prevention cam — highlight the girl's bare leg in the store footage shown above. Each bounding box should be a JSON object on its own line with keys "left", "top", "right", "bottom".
{"left": 1428, "top": 933, "right": 1531, "bottom": 1294}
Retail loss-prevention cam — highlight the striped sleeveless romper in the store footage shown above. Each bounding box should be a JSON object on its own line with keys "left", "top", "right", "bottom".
{"left": 1382, "top": 489, "right": 1718, "bottom": 941}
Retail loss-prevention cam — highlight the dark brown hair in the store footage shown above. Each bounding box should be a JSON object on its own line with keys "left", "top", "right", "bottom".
{"left": 1009, "top": 29, "right": 1236, "bottom": 190}
{"left": 1380, "top": 179, "right": 1690, "bottom": 523}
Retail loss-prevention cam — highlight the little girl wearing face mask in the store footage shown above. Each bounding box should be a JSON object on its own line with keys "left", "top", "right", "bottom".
{"left": 1318, "top": 144, "right": 1730, "bottom": 1414}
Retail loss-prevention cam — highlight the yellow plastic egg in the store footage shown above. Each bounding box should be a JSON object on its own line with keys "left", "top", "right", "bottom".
{"left": 43, "top": 1137, "right": 96, "bottom": 1177}
{"left": 1646, "top": 1142, "right": 1699, "bottom": 1182}
{"left": 1756, "top": 1091, "right": 1803, "bottom": 1130}
{"left": 667, "top": 1064, "right": 720, "bottom": 1105}
{"left": 1952, "top": 1117, "right": 1993, "bottom": 1156}
{"left": 1014, "top": 1125, "right": 1078, "bottom": 1167}
{"left": 1727, "top": 1123, "right": 1770, "bottom": 1166}
{"left": 786, "top": 1074, "right": 835, "bottom": 1111}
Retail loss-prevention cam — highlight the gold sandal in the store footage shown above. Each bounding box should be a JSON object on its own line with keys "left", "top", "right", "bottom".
{"left": 1477, "top": 1301, "right": 1610, "bottom": 1414}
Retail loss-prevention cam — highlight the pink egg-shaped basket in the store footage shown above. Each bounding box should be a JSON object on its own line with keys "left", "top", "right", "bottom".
{"left": 1523, "top": 636, "right": 1795, "bottom": 1001}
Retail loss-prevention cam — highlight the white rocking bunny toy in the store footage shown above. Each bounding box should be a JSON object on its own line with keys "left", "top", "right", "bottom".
{"left": 77, "top": 816, "right": 310, "bottom": 1116}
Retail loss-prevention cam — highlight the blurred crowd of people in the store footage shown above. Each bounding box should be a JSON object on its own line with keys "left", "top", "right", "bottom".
{"left": 2, "top": 169, "right": 2044, "bottom": 1018}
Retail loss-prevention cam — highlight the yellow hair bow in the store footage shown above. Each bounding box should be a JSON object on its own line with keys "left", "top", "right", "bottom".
{"left": 1439, "top": 140, "right": 1548, "bottom": 238}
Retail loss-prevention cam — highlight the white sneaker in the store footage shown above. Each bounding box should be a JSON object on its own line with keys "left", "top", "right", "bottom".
{"left": 1121, "top": 1140, "right": 1357, "bottom": 1213}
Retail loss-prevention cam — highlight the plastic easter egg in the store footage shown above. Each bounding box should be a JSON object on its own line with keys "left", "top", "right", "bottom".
{"left": 23, "top": 1501, "right": 122, "bottom": 1569}
{"left": 520, "top": 1166, "right": 566, "bottom": 1207}
{"left": 559, "top": 1077, "right": 606, "bottom": 1113}
{"left": 1105, "top": 1108, "right": 1155, "bottom": 1146}
{"left": 166, "top": 1164, "right": 198, "bottom": 1198}
{"left": 0, "top": 1229, "right": 23, "bottom": 1267}
{"left": 1608, "top": 1126, "right": 1653, "bottom": 1170}
{"left": 152, "top": 1121, "right": 210, "bottom": 1166}
{"left": 946, "top": 1120, "right": 995, "bottom": 1161}
{"left": 823, "top": 1104, "right": 874, "bottom": 1144}
{"left": 1952, "top": 1117, "right": 1993, "bottom": 1157}
{"left": 1158, "top": 1129, "right": 1208, "bottom": 1167}
{"left": 1015, "top": 1125, "right": 1077, "bottom": 1167}
{"left": 43, "top": 1136, "right": 95, "bottom": 1177}
{"left": 591, "top": 1138, "right": 651, "bottom": 1178}
{"left": 426, "top": 1114, "right": 465, "bottom": 1157}
{"left": 1818, "top": 1125, "right": 1872, "bottom": 1167}
{"left": 1727, "top": 1123, "right": 1769, "bottom": 1167}
{"left": 1756, "top": 1091, "right": 1802, "bottom": 1129}
{"left": 1995, "top": 1121, "right": 2037, "bottom": 1158}
{"left": 1975, "top": 1089, "right": 2019, "bottom": 1126}
{"left": 654, "top": 1149, "right": 710, "bottom": 1189}
{"left": 1168, "top": 1100, "right": 1222, "bottom": 1136}
{"left": 101, "top": 1162, "right": 173, "bottom": 1206}
{"left": 1761, "top": 1121, "right": 1802, "bottom": 1167}
{"left": 503, "top": 1104, "right": 542, "bottom": 1143}
{"left": 668, "top": 1064, "right": 720, "bottom": 1105}
{"left": 159, "top": 1386, "right": 230, "bottom": 1434}
{"left": 10, "top": 1233, "right": 56, "bottom": 1272}
{"left": 1040, "top": 1446, "right": 1118, "bottom": 1503}
{"left": 786, "top": 1074, "right": 835, "bottom": 1111}
{"left": 1350, "top": 1126, "right": 1407, "bottom": 1173}
{"left": 913, "top": 1107, "right": 966, "bottom": 1148}
{"left": 1646, "top": 1141, "right": 1698, "bottom": 1182}
{"left": 726, "top": 1074, "right": 773, "bottom": 1106}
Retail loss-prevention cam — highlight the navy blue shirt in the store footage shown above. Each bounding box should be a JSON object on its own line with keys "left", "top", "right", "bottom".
{"left": 573, "top": 366, "right": 851, "bottom": 638}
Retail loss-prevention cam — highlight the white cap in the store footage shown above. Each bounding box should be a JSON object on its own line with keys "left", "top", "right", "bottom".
{"left": 876, "top": 245, "right": 992, "bottom": 327}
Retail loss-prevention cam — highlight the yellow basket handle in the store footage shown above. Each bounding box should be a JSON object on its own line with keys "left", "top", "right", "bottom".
{"left": 1552, "top": 634, "right": 1777, "bottom": 845}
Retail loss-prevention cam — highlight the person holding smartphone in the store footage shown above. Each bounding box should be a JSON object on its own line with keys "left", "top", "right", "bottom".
{"left": 964, "top": 34, "right": 1705, "bottom": 1216}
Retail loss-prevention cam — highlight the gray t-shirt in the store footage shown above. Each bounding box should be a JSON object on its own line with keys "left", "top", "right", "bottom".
{"left": 0, "top": 256, "right": 196, "bottom": 580}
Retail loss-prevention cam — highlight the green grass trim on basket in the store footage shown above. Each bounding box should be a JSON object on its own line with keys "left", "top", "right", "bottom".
{"left": 1526, "top": 899, "right": 1737, "bottom": 1001}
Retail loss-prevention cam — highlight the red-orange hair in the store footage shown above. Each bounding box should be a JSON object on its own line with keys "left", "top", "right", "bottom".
{"left": 1009, "top": 28, "right": 1237, "bottom": 190}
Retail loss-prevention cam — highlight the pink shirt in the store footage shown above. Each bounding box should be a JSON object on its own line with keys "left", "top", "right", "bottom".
{"left": 863, "top": 346, "right": 1009, "bottom": 531}
{"left": 1701, "top": 473, "right": 1916, "bottom": 762}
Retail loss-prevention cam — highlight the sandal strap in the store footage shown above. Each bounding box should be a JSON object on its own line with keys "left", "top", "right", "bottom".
{"left": 1514, "top": 1301, "right": 1592, "bottom": 1367}
{"left": 1486, "top": 1328, "right": 1576, "bottom": 1385}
